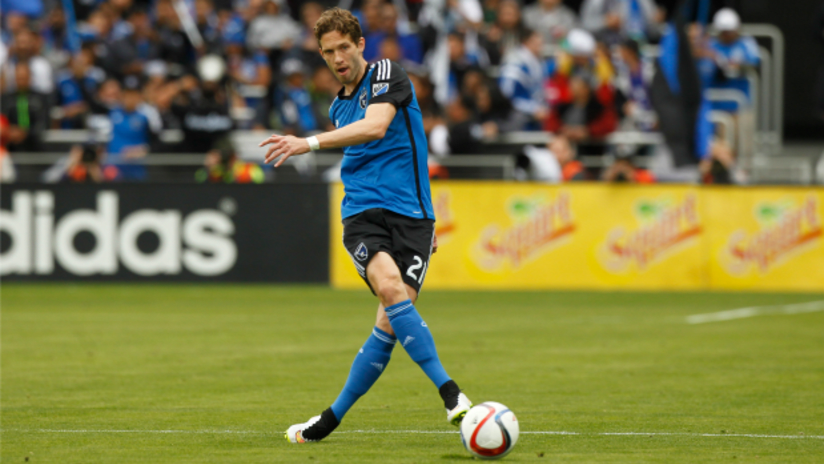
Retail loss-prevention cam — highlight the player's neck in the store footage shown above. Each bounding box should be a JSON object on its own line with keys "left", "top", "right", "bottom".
{"left": 342, "top": 58, "right": 369, "bottom": 96}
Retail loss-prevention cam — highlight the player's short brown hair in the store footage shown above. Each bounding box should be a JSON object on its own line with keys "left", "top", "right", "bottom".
{"left": 313, "top": 7, "right": 363, "bottom": 48}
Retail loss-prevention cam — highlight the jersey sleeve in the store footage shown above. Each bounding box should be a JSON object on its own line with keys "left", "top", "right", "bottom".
{"left": 368, "top": 59, "right": 414, "bottom": 109}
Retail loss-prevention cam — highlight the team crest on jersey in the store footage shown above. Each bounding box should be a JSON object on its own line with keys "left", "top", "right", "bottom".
{"left": 372, "top": 83, "right": 389, "bottom": 97}
{"left": 359, "top": 87, "right": 368, "bottom": 109}
{"left": 355, "top": 242, "right": 368, "bottom": 261}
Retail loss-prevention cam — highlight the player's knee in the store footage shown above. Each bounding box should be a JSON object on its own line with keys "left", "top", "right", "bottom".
{"left": 373, "top": 274, "right": 407, "bottom": 307}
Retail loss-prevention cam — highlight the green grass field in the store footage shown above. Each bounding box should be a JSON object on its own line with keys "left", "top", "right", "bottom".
{"left": 2, "top": 285, "right": 823, "bottom": 463}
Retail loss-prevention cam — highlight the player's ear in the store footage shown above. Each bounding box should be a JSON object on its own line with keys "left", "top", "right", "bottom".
{"left": 357, "top": 37, "right": 365, "bottom": 53}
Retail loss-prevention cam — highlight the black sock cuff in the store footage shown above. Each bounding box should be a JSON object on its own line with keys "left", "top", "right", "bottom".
{"left": 322, "top": 407, "right": 341, "bottom": 427}
{"left": 439, "top": 380, "right": 461, "bottom": 409}
{"left": 302, "top": 407, "right": 341, "bottom": 441}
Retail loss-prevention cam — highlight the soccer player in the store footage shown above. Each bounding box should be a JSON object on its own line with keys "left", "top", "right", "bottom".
{"left": 259, "top": 7, "right": 472, "bottom": 444}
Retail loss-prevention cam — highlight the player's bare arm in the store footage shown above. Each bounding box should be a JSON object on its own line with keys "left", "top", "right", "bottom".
{"left": 259, "top": 103, "right": 396, "bottom": 167}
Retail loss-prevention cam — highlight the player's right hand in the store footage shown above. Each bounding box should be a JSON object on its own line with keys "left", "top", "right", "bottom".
{"left": 259, "top": 134, "right": 310, "bottom": 167}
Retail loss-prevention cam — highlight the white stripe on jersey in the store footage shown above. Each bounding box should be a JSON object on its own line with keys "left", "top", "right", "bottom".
{"left": 374, "top": 59, "right": 391, "bottom": 81}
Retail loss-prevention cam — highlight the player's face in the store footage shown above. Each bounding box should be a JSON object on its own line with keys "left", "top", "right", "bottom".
{"left": 319, "top": 31, "right": 366, "bottom": 86}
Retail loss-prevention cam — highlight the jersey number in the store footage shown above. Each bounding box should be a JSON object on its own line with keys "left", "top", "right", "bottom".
{"left": 406, "top": 256, "right": 427, "bottom": 284}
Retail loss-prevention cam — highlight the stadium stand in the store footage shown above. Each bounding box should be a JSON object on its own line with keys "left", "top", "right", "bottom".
{"left": 0, "top": 0, "right": 814, "bottom": 184}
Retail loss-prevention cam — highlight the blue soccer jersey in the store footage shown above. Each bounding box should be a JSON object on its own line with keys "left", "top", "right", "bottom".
{"left": 330, "top": 59, "right": 435, "bottom": 221}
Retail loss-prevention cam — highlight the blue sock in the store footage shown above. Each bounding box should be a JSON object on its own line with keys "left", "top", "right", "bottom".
{"left": 385, "top": 300, "right": 451, "bottom": 389}
{"left": 330, "top": 327, "right": 396, "bottom": 421}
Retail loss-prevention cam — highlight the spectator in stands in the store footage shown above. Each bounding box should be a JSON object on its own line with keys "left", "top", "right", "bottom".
{"left": 546, "top": 72, "right": 617, "bottom": 143}
{"left": 2, "top": 11, "right": 30, "bottom": 46}
{"left": 614, "top": 38, "right": 655, "bottom": 132}
{"left": 274, "top": 58, "right": 319, "bottom": 136}
{"left": 0, "top": 114, "right": 14, "bottom": 182}
{"left": 523, "top": 0, "right": 579, "bottom": 47}
{"left": 517, "top": 135, "right": 585, "bottom": 182}
{"left": 545, "top": 29, "right": 617, "bottom": 145}
{"left": 3, "top": 27, "right": 54, "bottom": 95}
{"left": 105, "top": 6, "right": 161, "bottom": 79}
{"left": 196, "top": 147, "right": 264, "bottom": 183}
{"left": 160, "top": 59, "right": 233, "bottom": 154}
{"left": 580, "top": 0, "right": 660, "bottom": 45}
{"left": 407, "top": 71, "right": 449, "bottom": 157}
{"left": 601, "top": 154, "right": 655, "bottom": 183}
{"left": 41, "top": 6, "right": 72, "bottom": 71}
{"left": 445, "top": 95, "right": 497, "bottom": 155}
{"left": 481, "top": 0, "right": 499, "bottom": 25}
{"left": 361, "top": 0, "right": 386, "bottom": 62}
{"left": 498, "top": 28, "right": 548, "bottom": 131}
{"left": 708, "top": 8, "right": 759, "bottom": 161}
{"left": 194, "top": 0, "right": 224, "bottom": 55}
{"left": 481, "top": 0, "right": 524, "bottom": 65}
{"left": 154, "top": 0, "right": 195, "bottom": 77}
{"left": 476, "top": 80, "right": 512, "bottom": 127}
{"left": 0, "top": 0, "right": 43, "bottom": 22}
{"left": 104, "top": 77, "right": 161, "bottom": 181}
{"left": 63, "top": 143, "right": 105, "bottom": 183}
{"left": 72, "top": 0, "right": 103, "bottom": 22}
{"left": 247, "top": 0, "right": 300, "bottom": 53}
{"left": 460, "top": 67, "right": 511, "bottom": 127}
{"left": 708, "top": 8, "right": 760, "bottom": 113}
{"left": 377, "top": 36, "right": 401, "bottom": 64}
{"left": 299, "top": 2, "right": 326, "bottom": 68}
{"left": 78, "top": 9, "right": 113, "bottom": 44}
{"left": 56, "top": 45, "right": 106, "bottom": 128}
{"left": 109, "top": 0, "right": 136, "bottom": 40}
{"left": 1, "top": 62, "right": 50, "bottom": 152}
{"left": 447, "top": 31, "right": 485, "bottom": 102}
{"left": 376, "top": 3, "right": 425, "bottom": 64}
{"left": 310, "top": 65, "right": 339, "bottom": 132}
{"left": 225, "top": 29, "right": 271, "bottom": 127}
{"left": 89, "top": 78, "right": 122, "bottom": 116}
{"left": 688, "top": 22, "right": 716, "bottom": 89}
{"left": 699, "top": 141, "right": 736, "bottom": 184}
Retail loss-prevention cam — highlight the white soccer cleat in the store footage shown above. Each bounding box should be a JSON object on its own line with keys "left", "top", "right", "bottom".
{"left": 285, "top": 415, "right": 321, "bottom": 443}
{"left": 446, "top": 392, "right": 473, "bottom": 426}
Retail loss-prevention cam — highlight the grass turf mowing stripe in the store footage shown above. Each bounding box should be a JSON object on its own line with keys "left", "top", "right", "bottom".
{"left": 9, "top": 429, "right": 824, "bottom": 440}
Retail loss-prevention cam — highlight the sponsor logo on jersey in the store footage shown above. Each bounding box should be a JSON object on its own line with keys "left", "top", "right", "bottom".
{"left": 372, "top": 83, "right": 389, "bottom": 97}
{"left": 473, "top": 192, "right": 575, "bottom": 270}
{"left": 598, "top": 195, "right": 701, "bottom": 272}
{"left": 724, "top": 196, "right": 822, "bottom": 275}
{"left": 355, "top": 242, "right": 368, "bottom": 261}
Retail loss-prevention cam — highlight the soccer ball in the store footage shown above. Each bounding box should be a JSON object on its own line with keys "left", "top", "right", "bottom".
{"left": 459, "top": 402, "right": 519, "bottom": 460}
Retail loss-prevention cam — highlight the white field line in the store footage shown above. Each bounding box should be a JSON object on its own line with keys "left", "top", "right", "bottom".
{"left": 4, "top": 429, "right": 824, "bottom": 440}
{"left": 686, "top": 299, "right": 824, "bottom": 324}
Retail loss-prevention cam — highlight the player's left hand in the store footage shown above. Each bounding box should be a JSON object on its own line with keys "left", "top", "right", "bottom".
{"left": 259, "top": 134, "right": 310, "bottom": 167}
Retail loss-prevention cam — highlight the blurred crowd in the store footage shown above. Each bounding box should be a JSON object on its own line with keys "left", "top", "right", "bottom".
{"left": 0, "top": 0, "right": 761, "bottom": 184}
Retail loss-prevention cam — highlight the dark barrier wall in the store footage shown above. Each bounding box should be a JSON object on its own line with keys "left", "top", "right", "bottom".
{"left": 0, "top": 184, "right": 329, "bottom": 282}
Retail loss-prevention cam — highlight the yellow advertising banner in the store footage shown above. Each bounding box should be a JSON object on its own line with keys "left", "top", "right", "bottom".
{"left": 705, "top": 187, "right": 824, "bottom": 290}
{"left": 330, "top": 183, "right": 824, "bottom": 292}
